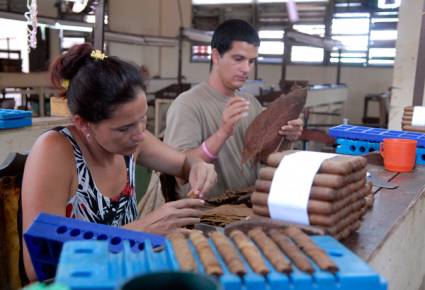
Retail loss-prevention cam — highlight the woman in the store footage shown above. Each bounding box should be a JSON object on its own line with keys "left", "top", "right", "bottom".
{"left": 21, "top": 43, "right": 217, "bottom": 281}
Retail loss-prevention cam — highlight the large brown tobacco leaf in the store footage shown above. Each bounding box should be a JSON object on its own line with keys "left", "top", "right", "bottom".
{"left": 241, "top": 86, "right": 307, "bottom": 163}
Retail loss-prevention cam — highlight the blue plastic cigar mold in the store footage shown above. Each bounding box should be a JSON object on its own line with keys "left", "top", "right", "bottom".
{"left": 0, "top": 108, "right": 32, "bottom": 129}
{"left": 329, "top": 124, "right": 425, "bottom": 164}
{"left": 24, "top": 213, "right": 166, "bottom": 281}
{"left": 54, "top": 237, "right": 387, "bottom": 290}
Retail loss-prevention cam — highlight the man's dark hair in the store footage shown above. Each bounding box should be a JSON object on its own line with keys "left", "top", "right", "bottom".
{"left": 211, "top": 19, "right": 260, "bottom": 56}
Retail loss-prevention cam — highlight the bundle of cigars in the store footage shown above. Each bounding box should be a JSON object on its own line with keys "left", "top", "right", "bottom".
{"left": 401, "top": 106, "right": 425, "bottom": 133}
{"left": 252, "top": 151, "right": 374, "bottom": 240}
{"left": 168, "top": 226, "right": 338, "bottom": 276}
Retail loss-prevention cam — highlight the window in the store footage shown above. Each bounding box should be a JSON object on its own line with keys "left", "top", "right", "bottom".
{"left": 0, "top": 18, "right": 29, "bottom": 72}
{"left": 257, "top": 29, "right": 285, "bottom": 63}
{"left": 330, "top": 13, "right": 370, "bottom": 65}
{"left": 191, "top": 0, "right": 400, "bottom": 66}
{"left": 192, "top": 44, "right": 211, "bottom": 61}
{"left": 368, "top": 11, "right": 398, "bottom": 65}
{"left": 331, "top": 0, "right": 400, "bottom": 66}
{"left": 291, "top": 24, "right": 325, "bottom": 63}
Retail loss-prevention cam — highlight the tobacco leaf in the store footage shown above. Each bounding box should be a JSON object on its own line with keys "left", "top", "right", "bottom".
{"left": 241, "top": 85, "right": 307, "bottom": 164}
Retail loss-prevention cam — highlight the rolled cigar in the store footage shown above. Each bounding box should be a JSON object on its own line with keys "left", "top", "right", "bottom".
{"left": 268, "top": 229, "right": 314, "bottom": 273}
{"left": 168, "top": 231, "right": 197, "bottom": 272}
{"left": 267, "top": 152, "right": 367, "bottom": 175}
{"left": 321, "top": 209, "right": 364, "bottom": 236}
{"left": 209, "top": 231, "right": 246, "bottom": 275}
{"left": 229, "top": 230, "right": 269, "bottom": 275}
{"left": 252, "top": 204, "right": 271, "bottom": 218}
{"left": 189, "top": 231, "right": 223, "bottom": 276}
{"left": 402, "top": 120, "right": 412, "bottom": 126}
{"left": 252, "top": 197, "right": 366, "bottom": 228}
{"left": 259, "top": 167, "right": 367, "bottom": 189}
{"left": 402, "top": 125, "right": 425, "bottom": 133}
{"left": 285, "top": 227, "right": 338, "bottom": 273}
{"left": 255, "top": 177, "right": 366, "bottom": 202}
{"left": 334, "top": 220, "right": 361, "bottom": 240}
{"left": 404, "top": 106, "right": 414, "bottom": 112}
{"left": 248, "top": 228, "right": 292, "bottom": 274}
{"left": 252, "top": 192, "right": 329, "bottom": 214}
{"left": 251, "top": 184, "right": 368, "bottom": 215}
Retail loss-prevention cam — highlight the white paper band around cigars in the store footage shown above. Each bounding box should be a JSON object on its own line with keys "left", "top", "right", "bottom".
{"left": 402, "top": 106, "right": 425, "bottom": 133}
{"left": 252, "top": 151, "right": 371, "bottom": 240}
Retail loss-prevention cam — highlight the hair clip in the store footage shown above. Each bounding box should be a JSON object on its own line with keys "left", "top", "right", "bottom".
{"left": 61, "top": 79, "right": 69, "bottom": 90}
{"left": 90, "top": 49, "right": 108, "bottom": 61}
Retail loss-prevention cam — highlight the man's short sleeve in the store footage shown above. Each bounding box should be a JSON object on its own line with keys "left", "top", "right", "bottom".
{"left": 164, "top": 100, "right": 203, "bottom": 150}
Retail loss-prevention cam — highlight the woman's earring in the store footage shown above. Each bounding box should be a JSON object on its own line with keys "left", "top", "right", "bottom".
{"left": 86, "top": 133, "right": 91, "bottom": 141}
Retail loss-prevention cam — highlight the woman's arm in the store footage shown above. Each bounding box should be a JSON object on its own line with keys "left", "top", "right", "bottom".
{"left": 135, "top": 130, "right": 216, "bottom": 196}
{"left": 21, "top": 131, "right": 75, "bottom": 281}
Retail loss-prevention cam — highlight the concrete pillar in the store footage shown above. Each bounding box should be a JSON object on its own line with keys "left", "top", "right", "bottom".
{"left": 389, "top": 0, "right": 425, "bottom": 129}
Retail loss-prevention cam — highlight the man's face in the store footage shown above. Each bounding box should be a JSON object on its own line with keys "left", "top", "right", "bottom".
{"left": 214, "top": 41, "right": 258, "bottom": 91}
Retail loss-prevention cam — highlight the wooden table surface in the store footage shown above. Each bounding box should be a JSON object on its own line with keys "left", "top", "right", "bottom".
{"left": 344, "top": 164, "right": 425, "bottom": 259}
{"left": 343, "top": 163, "right": 425, "bottom": 290}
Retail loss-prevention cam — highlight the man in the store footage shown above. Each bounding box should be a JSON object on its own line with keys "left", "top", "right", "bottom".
{"left": 165, "top": 19, "right": 303, "bottom": 198}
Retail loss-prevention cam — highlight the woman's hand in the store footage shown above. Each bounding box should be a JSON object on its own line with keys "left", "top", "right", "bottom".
{"left": 188, "top": 161, "right": 217, "bottom": 198}
{"left": 278, "top": 118, "right": 303, "bottom": 141}
{"left": 134, "top": 199, "right": 205, "bottom": 235}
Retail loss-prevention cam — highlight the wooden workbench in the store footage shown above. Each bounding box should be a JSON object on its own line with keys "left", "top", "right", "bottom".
{"left": 344, "top": 164, "right": 425, "bottom": 290}
{"left": 0, "top": 116, "right": 70, "bottom": 162}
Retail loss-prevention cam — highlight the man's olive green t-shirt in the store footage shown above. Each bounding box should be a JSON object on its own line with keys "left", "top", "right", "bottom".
{"left": 164, "top": 82, "right": 264, "bottom": 197}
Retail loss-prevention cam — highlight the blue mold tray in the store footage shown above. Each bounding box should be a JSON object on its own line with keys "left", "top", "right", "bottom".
{"left": 55, "top": 236, "right": 387, "bottom": 290}
{"left": 329, "top": 124, "right": 425, "bottom": 148}
{"left": 0, "top": 108, "right": 32, "bottom": 129}
{"left": 24, "top": 213, "right": 166, "bottom": 282}
{"left": 334, "top": 138, "right": 425, "bottom": 165}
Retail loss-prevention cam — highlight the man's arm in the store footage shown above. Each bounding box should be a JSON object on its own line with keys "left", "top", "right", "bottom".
{"left": 184, "top": 96, "right": 250, "bottom": 161}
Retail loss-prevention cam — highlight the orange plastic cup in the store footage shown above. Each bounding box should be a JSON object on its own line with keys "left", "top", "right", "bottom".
{"left": 379, "top": 138, "right": 417, "bottom": 172}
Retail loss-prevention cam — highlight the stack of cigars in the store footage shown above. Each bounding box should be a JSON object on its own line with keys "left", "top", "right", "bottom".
{"left": 402, "top": 106, "right": 425, "bottom": 133}
{"left": 252, "top": 151, "right": 373, "bottom": 240}
{"left": 168, "top": 226, "right": 338, "bottom": 276}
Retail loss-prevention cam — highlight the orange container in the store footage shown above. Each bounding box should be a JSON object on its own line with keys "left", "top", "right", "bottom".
{"left": 379, "top": 138, "right": 417, "bottom": 172}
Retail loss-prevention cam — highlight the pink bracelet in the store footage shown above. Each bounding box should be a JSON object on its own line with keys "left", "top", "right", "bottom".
{"left": 201, "top": 141, "right": 218, "bottom": 160}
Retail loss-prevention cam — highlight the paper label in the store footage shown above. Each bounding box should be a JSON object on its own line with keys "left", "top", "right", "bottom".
{"left": 268, "top": 151, "right": 337, "bottom": 225}
{"left": 412, "top": 106, "right": 425, "bottom": 127}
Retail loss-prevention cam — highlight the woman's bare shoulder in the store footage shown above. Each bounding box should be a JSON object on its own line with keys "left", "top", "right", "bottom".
{"left": 28, "top": 127, "right": 75, "bottom": 167}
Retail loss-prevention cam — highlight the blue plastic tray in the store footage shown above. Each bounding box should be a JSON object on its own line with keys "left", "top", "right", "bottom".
{"left": 0, "top": 108, "right": 32, "bottom": 129}
{"left": 329, "top": 124, "right": 425, "bottom": 147}
{"left": 55, "top": 237, "right": 387, "bottom": 290}
{"left": 24, "top": 213, "right": 166, "bottom": 281}
{"left": 335, "top": 138, "right": 425, "bottom": 165}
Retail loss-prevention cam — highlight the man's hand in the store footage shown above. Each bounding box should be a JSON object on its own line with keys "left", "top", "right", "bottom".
{"left": 220, "top": 97, "right": 250, "bottom": 137}
{"left": 278, "top": 118, "right": 303, "bottom": 141}
{"left": 135, "top": 199, "right": 205, "bottom": 235}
